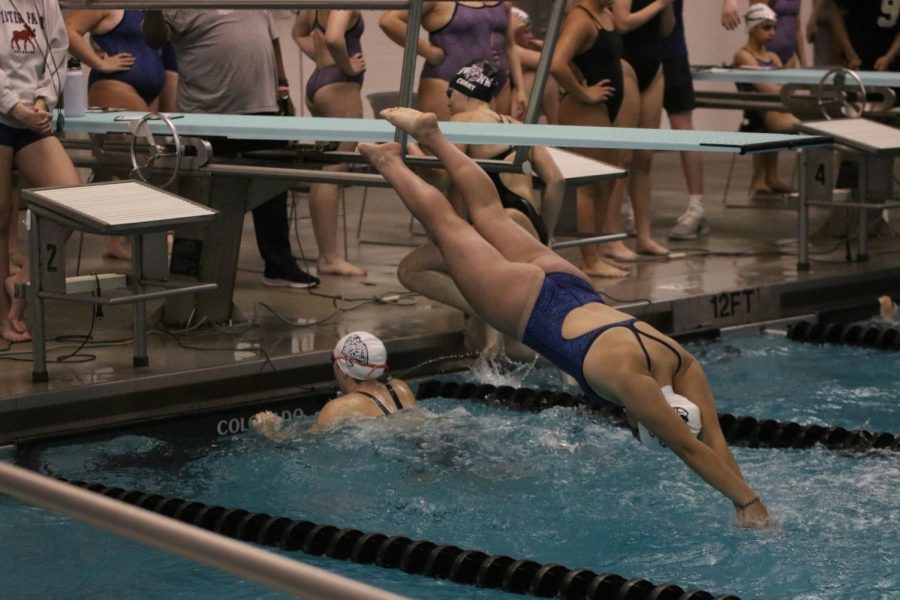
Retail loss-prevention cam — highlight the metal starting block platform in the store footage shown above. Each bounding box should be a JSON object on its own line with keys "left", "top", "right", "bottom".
{"left": 796, "top": 118, "right": 900, "bottom": 269}
{"left": 24, "top": 180, "right": 219, "bottom": 382}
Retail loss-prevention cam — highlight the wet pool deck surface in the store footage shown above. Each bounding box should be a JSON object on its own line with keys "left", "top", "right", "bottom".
{"left": 2, "top": 151, "right": 899, "bottom": 444}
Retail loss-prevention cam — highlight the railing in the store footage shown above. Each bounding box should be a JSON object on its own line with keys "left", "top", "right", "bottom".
{"left": 0, "top": 462, "right": 408, "bottom": 600}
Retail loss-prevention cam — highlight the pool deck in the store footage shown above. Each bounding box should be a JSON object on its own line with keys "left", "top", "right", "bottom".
{"left": 2, "top": 151, "right": 899, "bottom": 444}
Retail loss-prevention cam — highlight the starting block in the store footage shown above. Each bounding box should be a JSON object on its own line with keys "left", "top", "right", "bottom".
{"left": 24, "top": 180, "right": 219, "bottom": 382}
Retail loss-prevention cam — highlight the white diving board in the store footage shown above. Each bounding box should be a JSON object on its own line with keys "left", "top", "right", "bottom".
{"left": 691, "top": 66, "right": 900, "bottom": 88}
{"left": 798, "top": 118, "right": 900, "bottom": 154}
{"left": 59, "top": 111, "right": 831, "bottom": 155}
{"left": 545, "top": 147, "right": 626, "bottom": 186}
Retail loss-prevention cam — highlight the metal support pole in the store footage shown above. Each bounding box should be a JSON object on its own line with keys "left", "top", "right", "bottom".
{"left": 28, "top": 211, "right": 48, "bottom": 382}
{"left": 514, "top": 0, "right": 567, "bottom": 165}
{"left": 857, "top": 156, "right": 869, "bottom": 261}
{"left": 797, "top": 149, "right": 810, "bottom": 270}
{"left": 131, "top": 233, "right": 149, "bottom": 367}
{"left": 396, "top": 0, "right": 424, "bottom": 152}
{"left": 0, "top": 463, "right": 407, "bottom": 600}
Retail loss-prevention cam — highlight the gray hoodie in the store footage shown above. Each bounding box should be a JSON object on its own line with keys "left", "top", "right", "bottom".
{"left": 0, "top": 0, "right": 68, "bottom": 129}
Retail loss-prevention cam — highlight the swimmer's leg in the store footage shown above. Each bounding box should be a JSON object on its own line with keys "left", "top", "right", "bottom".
{"left": 381, "top": 108, "right": 565, "bottom": 270}
{"left": 361, "top": 141, "right": 543, "bottom": 338}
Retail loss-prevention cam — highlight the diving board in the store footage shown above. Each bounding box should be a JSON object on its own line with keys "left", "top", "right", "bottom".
{"left": 692, "top": 66, "right": 900, "bottom": 88}
{"left": 59, "top": 112, "right": 831, "bottom": 155}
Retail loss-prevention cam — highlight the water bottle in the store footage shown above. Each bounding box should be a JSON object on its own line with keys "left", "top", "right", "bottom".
{"left": 63, "top": 57, "right": 86, "bottom": 118}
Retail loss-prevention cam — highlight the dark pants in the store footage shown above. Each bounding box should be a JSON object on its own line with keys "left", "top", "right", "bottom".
{"left": 208, "top": 133, "right": 296, "bottom": 276}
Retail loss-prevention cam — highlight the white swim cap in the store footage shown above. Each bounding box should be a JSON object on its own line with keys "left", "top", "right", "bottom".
{"left": 333, "top": 331, "right": 388, "bottom": 381}
{"left": 638, "top": 386, "right": 703, "bottom": 451}
{"left": 744, "top": 4, "right": 777, "bottom": 30}
{"left": 511, "top": 6, "right": 531, "bottom": 26}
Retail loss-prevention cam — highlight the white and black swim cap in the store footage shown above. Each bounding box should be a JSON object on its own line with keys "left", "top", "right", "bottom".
{"left": 744, "top": 4, "right": 777, "bottom": 30}
{"left": 333, "top": 331, "right": 388, "bottom": 381}
{"left": 448, "top": 60, "right": 498, "bottom": 102}
{"left": 638, "top": 386, "right": 703, "bottom": 451}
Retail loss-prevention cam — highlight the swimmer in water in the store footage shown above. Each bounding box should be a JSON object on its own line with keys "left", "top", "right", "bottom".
{"left": 359, "top": 107, "right": 770, "bottom": 528}
{"left": 251, "top": 331, "right": 417, "bottom": 438}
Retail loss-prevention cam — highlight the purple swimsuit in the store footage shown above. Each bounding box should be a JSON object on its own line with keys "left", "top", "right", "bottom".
{"left": 768, "top": 0, "right": 800, "bottom": 65}
{"left": 421, "top": 2, "right": 509, "bottom": 95}
{"left": 305, "top": 12, "right": 365, "bottom": 103}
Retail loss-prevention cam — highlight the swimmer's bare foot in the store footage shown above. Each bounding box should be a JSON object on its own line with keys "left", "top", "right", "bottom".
{"left": 602, "top": 240, "right": 639, "bottom": 262}
{"left": 380, "top": 107, "right": 440, "bottom": 144}
{"left": 3, "top": 274, "right": 30, "bottom": 342}
{"left": 582, "top": 257, "right": 629, "bottom": 278}
{"left": 766, "top": 179, "right": 792, "bottom": 193}
{"left": 636, "top": 237, "right": 669, "bottom": 256}
{"left": 359, "top": 141, "right": 404, "bottom": 171}
{"left": 752, "top": 180, "right": 772, "bottom": 195}
{"left": 318, "top": 257, "right": 367, "bottom": 277}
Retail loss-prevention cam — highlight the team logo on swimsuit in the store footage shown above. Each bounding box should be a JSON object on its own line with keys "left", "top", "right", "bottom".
{"left": 341, "top": 333, "right": 369, "bottom": 366}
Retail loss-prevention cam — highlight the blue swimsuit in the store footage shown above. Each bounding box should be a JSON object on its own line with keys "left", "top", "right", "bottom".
{"left": 88, "top": 10, "right": 166, "bottom": 104}
{"left": 522, "top": 272, "right": 683, "bottom": 407}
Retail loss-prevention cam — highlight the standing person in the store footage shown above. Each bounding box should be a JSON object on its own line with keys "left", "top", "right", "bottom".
{"left": 251, "top": 331, "right": 417, "bottom": 437}
{"left": 830, "top": 0, "right": 900, "bottom": 72}
{"left": 663, "top": 0, "right": 708, "bottom": 241}
{"left": 292, "top": 9, "right": 367, "bottom": 277}
{"left": 144, "top": 10, "right": 319, "bottom": 289}
{"left": 734, "top": 4, "right": 799, "bottom": 193}
{"left": 66, "top": 9, "right": 168, "bottom": 261}
{"left": 359, "top": 108, "right": 770, "bottom": 527}
{"left": 379, "top": 1, "right": 527, "bottom": 121}
{"left": 551, "top": 0, "right": 629, "bottom": 278}
{"left": 610, "top": 0, "right": 674, "bottom": 259}
{"left": 1, "top": 0, "right": 83, "bottom": 342}
{"left": 805, "top": 0, "right": 839, "bottom": 67}
{"left": 750, "top": 0, "right": 807, "bottom": 67}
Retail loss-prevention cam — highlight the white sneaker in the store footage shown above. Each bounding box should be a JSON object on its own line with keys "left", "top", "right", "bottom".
{"left": 668, "top": 211, "right": 710, "bottom": 240}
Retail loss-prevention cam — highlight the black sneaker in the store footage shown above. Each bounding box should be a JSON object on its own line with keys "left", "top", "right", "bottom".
{"left": 262, "top": 265, "right": 320, "bottom": 289}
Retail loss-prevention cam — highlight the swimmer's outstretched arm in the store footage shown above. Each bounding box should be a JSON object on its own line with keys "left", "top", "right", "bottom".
{"left": 249, "top": 411, "right": 296, "bottom": 441}
{"left": 613, "top": 373, "right": 770, "bottom": 528}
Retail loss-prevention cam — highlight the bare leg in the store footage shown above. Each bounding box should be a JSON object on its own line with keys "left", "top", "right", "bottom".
{"left": 308, "top": 82, "right": 366, "bottom": 276}
{"left": 380, "top": 108, "right": 576, "bottom": 275}
{"left": 0, "top": 147, "right": 29, "bottom": 341}
{"left": 359, "top": 141, "right": 545, "bottom": 339}
{"left": 8, "top": 188, "right": 25, "bottom": 268}
{"left": 629, "top": 69, "right": 668, "bottom": 256}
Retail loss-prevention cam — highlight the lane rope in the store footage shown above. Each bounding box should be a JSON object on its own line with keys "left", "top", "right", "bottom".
{"left": 414, "top": 380, "right": 900, "bottom": 454}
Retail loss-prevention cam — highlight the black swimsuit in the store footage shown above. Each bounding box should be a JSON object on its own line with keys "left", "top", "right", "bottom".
{"left": 484, "top": 116, "right": 550, "bottom": 244}
{"left": 622, "top": 0, "right": 663, "bottom": 92}
{"left": 355, "top": 381, "right": 405, "bottom": 416}
{"left": 571, "top": 6, "right": 624, "bottom": 123}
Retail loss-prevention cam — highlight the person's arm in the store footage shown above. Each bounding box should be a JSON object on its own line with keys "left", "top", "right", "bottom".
{"left": 64, "top": 10, "right": 136, "bottom": 74}
{"left": 516, "top": 45, "right": 543, "bottom": 70}
{"left": 504, "top": 2, "right": 528, "bottom": 119}
{"left": 721, "top": 0, "right": 741, "bottom": 30}
{"left": 806, "top": 0, "right": 825, "bottom": 43}
{"left": 874, "top": 28, "right": 900, "bottom": 71}
{"left": 612, "top": 371, "right": 769, "bottom": 527}
{"left": 659, "top": 2, "right": 676, "bottom": 37}
{"left": 612, "top": 0, "right": 673, "bottom": 35}
{"left": 528, "top": 145, "right": 565, "bottom": 240}
{"left": 291, "top": 10, "right": 316, "bottom": 60}
{"left": 794, "top": 20, "right": 808, "bottom": 67}
{"left": 379, "top": 5, "right": 444, "bottom": 65}
{"left": 249, "top": 411, "right": 296, "bottom": 441}
{"left": 829, "top": 2, "right": 860, "bottom": 68}
{"left": 549, "top": 15, "right": 616, "bottom": 105}
{"left": 32, "top": 0, "right": 68, "bottom": 114}
{"left": 325, "top": 10, "right": 366, "bottom": 77}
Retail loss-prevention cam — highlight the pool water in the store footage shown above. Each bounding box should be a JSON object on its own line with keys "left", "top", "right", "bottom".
{"left": 2, "top": 333, "right": 898, "bottom": 599}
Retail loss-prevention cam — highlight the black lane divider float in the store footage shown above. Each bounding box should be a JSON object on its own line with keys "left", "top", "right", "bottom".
{"left": 787, "top": 320, "right": 900, "bottom": 351}
{"left": 415, "top": 380, "right": 900, "bottom": 454}
{"left": 64, "top": 478, "right": 742, "bottom": 600}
